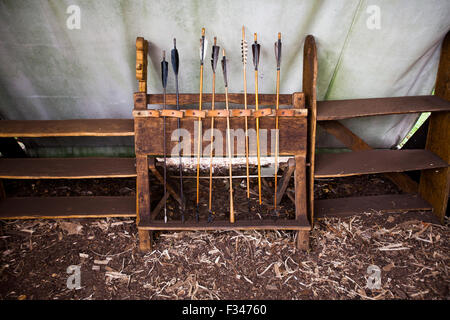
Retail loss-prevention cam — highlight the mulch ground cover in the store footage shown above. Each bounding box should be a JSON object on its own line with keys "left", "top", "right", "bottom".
{"left": 0, "top": 164, "right": 448, "bottom": 300}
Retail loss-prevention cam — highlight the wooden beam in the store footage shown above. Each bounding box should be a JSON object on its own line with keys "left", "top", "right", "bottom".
{"left": 138, "top": 219, "right": 310, "bottom": 231}
{"left": 147, "top": 93, "right": 304, "bottom": 107}
{"left": 134, "top": 116, "right": 307, "bottom": 156}
{"left": 317, "top": 95, "right": 450, "bottom": 120}
{"left": 0, "top": 119, "right": 134, "bottom": 138}
{"left": 294, "top": 155, "right": 309, "bottom": 250}
{"left": 315, "top": 149, "right": 448, "bottom": 178}
{"left": 316, "top": 194, "right": 432, "bottom": 219}
{"left": 136, "top": 155, "right": 152, "bottom": 251}
{"left": 302, "top": 35, "right": 318, "bottom": 227}
{"left": 319, "top": 121, "right": 419, "bottom": 193}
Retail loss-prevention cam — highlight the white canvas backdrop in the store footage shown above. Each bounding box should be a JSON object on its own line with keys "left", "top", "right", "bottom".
{"left": 0, "top": 0, "right": 448, "bottom": 156}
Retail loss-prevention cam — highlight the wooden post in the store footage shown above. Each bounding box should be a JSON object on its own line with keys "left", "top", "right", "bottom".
{"left": 294, "top": 155, "right": 309, "bottom": 250}
{"left": 135, "top": 37, "right": 151, "bottom": 250}
{"left": 136, "top": 155, "right": 152, "bottom": 251}
{"left": 302, "top": 35, "right": 318, "bottom": 227}
{"left": 419, "top": 31, "right": 450, "bottom": 224}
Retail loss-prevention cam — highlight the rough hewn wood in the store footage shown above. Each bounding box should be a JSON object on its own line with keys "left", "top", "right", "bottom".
{"left": 317, "top": 95, "right": 450, "bottom": 121}
{"left": 319, "top": 121, "right": 419, "bottom": 193}
{"left": 136, "top": 155, "right": 152, "bottom": 250}
{"left": 0, "top": 196, "right": 136, "bottom": 219}
{"left": 276, "top": 158, "right": 295, "bottom": 205}
{"left": 294, "top": 155, "right": 309, "bottom": 250}
{"left": 147, "top": 93, "right": 304, "bottom": 107}
{"left": 148, "top": 158, "right": 185, "bottom": 209}
{"left": 134, "top": 116, "right": 307, "bottom": 156}
{"left": 0, "top": 119, "right": 134, "bottom": 137}
{"left": 315, "top": 149, "right": 448, "bottom": 178}
{"left": 0, "top": 158, "right": 136, "bottom": 179}
{"left": 302, "top": 36, "right": 318, "bottom": 226}
{"left": 315, "top": 194, "right": 432, "bottom": 218}
{"left": 138, "top": 219, "right": 310, "bottom": 231}
{"left": 0, "top": 181, "right": 5, "bottom": 200}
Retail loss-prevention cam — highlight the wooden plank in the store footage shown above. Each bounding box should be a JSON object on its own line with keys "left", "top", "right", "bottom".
{"left": 319, "top": 121, "right": 419, "bottom": 193}
{"left": 315, "top": 149, "right": 448, "bottom": 178}
{"left": 0, "top": 119, "right": 134, "bottom": 137}
{"left": 317, "top": 95, "right": 450, "bottom": 121}
{"left": 138, "top": 219, "right": 310, "bottom": 231}
{"left": 0, "top": 158, "right": 136, "bottom": 179}
{"left": 147, "top": 93, "right": 304, "bottom": 107}
{"left": 315, "top": 194, "right": 432, "bottom": 218}
{"left": 134, "top": 116, "right": 307, "bottom": 156}
{"left": 0, "top": 196, "right": 136, "bottom": 219}
{"left": 303, "top": 35, "right": 318, "bottom": 226}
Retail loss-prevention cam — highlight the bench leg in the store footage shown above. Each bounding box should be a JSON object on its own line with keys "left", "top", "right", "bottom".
{"left": 294, "top": 155, "right": 310, "bottom": 251}
{"left": 136, "top": 155, "right": 152, "bottom": 251}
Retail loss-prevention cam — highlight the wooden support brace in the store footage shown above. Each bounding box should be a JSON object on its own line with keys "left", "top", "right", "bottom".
{"left": 148, "top": 157, "right": 185, "bottom": 211}
{"left": 318, "top": 121, "right": 419, "bottom": 193}
{"left": 276, "top": 158, "right": 295, "bottom": 205}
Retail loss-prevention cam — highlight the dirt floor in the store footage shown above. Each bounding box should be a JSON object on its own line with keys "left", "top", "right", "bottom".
{"left": 0, "top": 166, "right": 449, "bottom": 300}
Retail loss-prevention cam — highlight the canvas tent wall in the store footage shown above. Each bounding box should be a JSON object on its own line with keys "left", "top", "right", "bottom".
{"left": 0, "top": 0, "right": 449, "bottom": 156}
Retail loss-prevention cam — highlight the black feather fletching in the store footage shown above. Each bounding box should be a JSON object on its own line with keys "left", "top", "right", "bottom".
{"left": 252, "top": 41, "right": 260, "bottom": 70}
{"left": 171, "top": 39, "right": 179, "bottom": 76}
{"left": 221, "top": 54, "right": 228, "bottom": 87}
{"left": 211, "top": 45, "right": 220, "bottom": 73}
{"left": 161, "top": 58, "right": 168, "bottom": 89}
{"left": 275, "top": 38, "right": 282, "bottom": 69}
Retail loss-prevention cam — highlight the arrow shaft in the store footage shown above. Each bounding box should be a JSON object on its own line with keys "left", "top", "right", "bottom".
{"left": 208, "top": 72, "right": 215, "bottom": 211}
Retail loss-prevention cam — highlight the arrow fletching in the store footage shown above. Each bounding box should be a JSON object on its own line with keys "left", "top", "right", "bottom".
{"left": 211, "top": 37, "right": 220, "bottom": 73}
{"left": 252, "top": 33, "right": 260, "bottom": 70}
{"left": 171, "top": 38, "right": 179, "bottom": 76}
{"left": 274, "top": 32, "right": 282, "bottom": 69}
{"left": 199, "top": 28, "right": 208, "bottom": 65}
{"left": 241, "top": 26, "right": 248, "bottom": 65}
{"left": 161, "top": 51, "right": 168, "bottom": 89}
{"left": 221, "top": 49, "right": 228, "bottom": 87}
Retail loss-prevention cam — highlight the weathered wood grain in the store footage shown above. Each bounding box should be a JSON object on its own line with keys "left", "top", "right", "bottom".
{"left": 0, "top": 158, "right": 136, "bottom": 179}
{"left": 315, "top": 149, "right": 448, "bottom": 178}
{"left": 0, "top": 196, "right": 136, "bottom": 219}
{"left": 0, "top": 119, "right": 134, "bottom": 137}
{"left": 317, "top": 95, "right": 450, "bottom": 121}
{"left": 315, "top": 194, "right": 432, "bottom": 218}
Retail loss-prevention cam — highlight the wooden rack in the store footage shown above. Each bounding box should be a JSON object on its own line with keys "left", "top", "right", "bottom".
{"left": 133, "top": 36, "right": 316, "bottom": 251}
{"left": 0, "top": 31, "right": 448, "bottom": 254}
